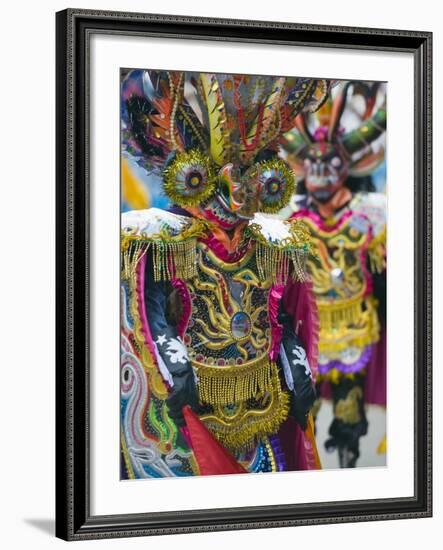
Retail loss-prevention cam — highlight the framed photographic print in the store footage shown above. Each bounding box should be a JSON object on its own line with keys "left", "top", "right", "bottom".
{"left": 55, "top": 8, "right": 432, "bottom": 541}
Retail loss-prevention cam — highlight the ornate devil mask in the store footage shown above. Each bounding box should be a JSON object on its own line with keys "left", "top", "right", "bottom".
{"left": 283, "top": 81, "right": 386, "bottom": 204}
{"left": 122, "top": 70, "right": 331, "bottom": 227}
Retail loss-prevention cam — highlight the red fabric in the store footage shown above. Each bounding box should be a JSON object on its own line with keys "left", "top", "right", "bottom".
{"left": 277, "top": 416, "right": 321, "bottom": 470}
{"left": 364, "top": 328, "right": 387, "bottom": 406}
{"left": 182, "top": 406, "right": 247, "bottom": 476}
{"left": 283, "top": 278, "right": 320, "bottom": 380}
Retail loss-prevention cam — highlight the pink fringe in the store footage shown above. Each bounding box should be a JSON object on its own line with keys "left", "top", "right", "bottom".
{"left": 293, "top": 208, "right": 353, "bottom": 232}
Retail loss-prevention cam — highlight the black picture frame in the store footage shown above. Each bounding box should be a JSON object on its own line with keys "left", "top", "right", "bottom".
{"left": 55, "top": 8, "right": 432, "bottom": 541}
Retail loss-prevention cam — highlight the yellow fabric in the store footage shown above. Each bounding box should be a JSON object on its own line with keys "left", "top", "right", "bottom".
{"left": 121, "top": 157, "right": 150, "bottom": 210}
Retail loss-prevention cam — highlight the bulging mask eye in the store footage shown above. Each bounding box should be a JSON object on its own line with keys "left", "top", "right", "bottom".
{"left": 257, "top": 158, "right": 295, "bottom": 214}
{"left": 163, "top": 150, "right": 217, "bottom": 206}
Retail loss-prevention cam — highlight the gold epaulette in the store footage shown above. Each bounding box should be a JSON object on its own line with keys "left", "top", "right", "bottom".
{"left": 121, "top": 209, "right": 210, "bottom": 281}
{"left": 245, "top": 216, "right": 315, "bottom": 284}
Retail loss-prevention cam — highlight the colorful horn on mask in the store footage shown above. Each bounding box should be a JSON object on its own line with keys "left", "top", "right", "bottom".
{"left": 198, "top": 74, "right": 230, "bottom": 166}
{"left": 341, "top": 107, "right": 386, "bottom": 155}
{"left": 294, "top": 114, "right": 314, "bottom": 146}
{"left": 328, "top": 82, "right": 352, "bottom": 142}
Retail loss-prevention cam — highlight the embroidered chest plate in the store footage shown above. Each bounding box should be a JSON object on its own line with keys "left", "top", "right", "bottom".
{"left": 183, "top": 242, "right": 289, "bottom": 452}
{"left": 185, "top": 243, "right": 272, "bottom": 366}
{"left": 304, "top": 213, "right": 371, "bottom": 303}
{"left": 299, "top": 212, "right": 380, "bottom": 361}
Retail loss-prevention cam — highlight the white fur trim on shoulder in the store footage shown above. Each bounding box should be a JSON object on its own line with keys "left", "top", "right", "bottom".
{"left": 350, "top": 192, "right": 386, "bottom": 237}
{"left": 121, "top": 208, "right": 193, "bottom": 239}
{"left": 249, "top": 213, "right": 293, "bottom": 246}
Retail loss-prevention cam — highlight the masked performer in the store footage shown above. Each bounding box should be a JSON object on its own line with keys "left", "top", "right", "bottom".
{"left": 120, "top": 70, "right": 329, "bottom": 478}
{"left": 283, "top": 82, "right": 386, "bottom": 468}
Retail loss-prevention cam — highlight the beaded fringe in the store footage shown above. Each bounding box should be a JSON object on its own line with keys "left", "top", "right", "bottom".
{"left": 318, "top": 296, "right": 363, "bottom": 331}
{"left": 318, "top": 299, "right": 380, "bottom": 356}
{"left": 194, "top": 356, "right": 276, "bottom": 406}
{"left": 368, "top": 227, "right": 387, "bottom": 274}
{"left": 255, "top": 243, "right": 308, "bottom": 284}
{"left": 203, "top": 389, "right": 290, "bottom": 452}
{"left": 122, "top": 238, "right": 198, "bottom": 282}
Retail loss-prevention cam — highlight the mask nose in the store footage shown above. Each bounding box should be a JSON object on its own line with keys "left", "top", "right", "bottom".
{"left": 217, "top": 164, "right": 245, "bottom": 212}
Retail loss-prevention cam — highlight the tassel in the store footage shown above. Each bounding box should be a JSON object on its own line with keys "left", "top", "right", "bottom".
{"left": 194, "top": 356, "right": 276, "bottom": 406}
{"left": 318, "top": 297, "right": 364, "bottom": 331}
{"left": 317, "top": 296, "right": 380, "bottom": 355}
{"left": 121, "top": 238, "right": 199, "bottom": 282}
{"left": 121, "top": 216, "right": 210, "bottom": 281}
{"left": 122, "top": 239, "right": 149, "bottom": 281}
{"left": 200, "top": 384, "right": 290, "bottom": 452}
{"left": 255, "top": 242, "right": 308, "bottom": 284}
{"left": 247, "top": 218, "right": 312, "bottom": 284}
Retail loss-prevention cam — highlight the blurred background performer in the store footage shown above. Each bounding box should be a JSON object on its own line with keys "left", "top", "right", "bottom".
{"left": 283, "top": 81, "right": 387, "bottom": 468}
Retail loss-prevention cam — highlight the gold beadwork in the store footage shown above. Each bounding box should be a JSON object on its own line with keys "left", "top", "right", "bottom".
{"left": 199, "top": 362, "right": 290, "bottom": 452}
{"left": 317, "top": 296, "right": 380, "bottom": 355}
{"left": 263, "top": 436, "right": 278, "bottom": 472}
{"left": 334, "top": 387, "right": 363, "bottom": 424}
{"left": 300, "top": 214, "right": 380, "bottom": 356}
{"left": 318, "top": 293, "right": 366, "bottom": 329}
{"left": 188, "top": 246, "right": 271, "bottom": 358}
{"left": 368, "top": 227, "right": 387, "bottom": 274}
{"left": 121, "top": 218, "right": 210, "bottom": 282}
{"left": 162, "top": 149, "right": 218, "bottom": 207}
{"left": 193, "top": 355, "right": 275, "bottom": 406}
{"left": 246, "top": 219, "right": 312, "bottom": 284}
